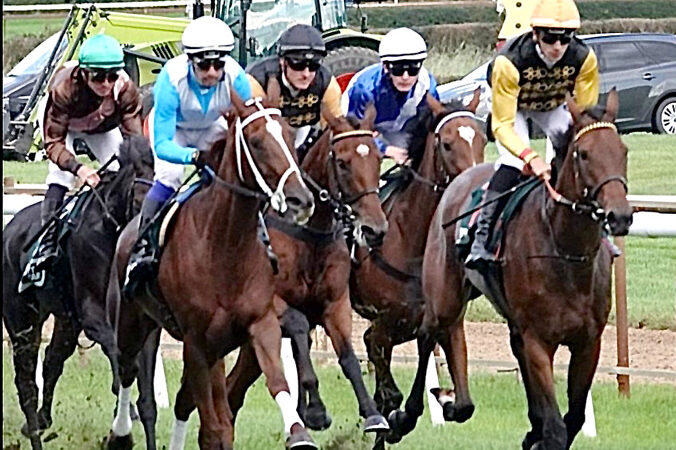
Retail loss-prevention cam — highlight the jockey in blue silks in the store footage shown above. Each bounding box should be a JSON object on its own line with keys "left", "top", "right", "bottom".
{"left": 125, "top": 16, "right": 251, "bottom": 284}
{"left": 341, "top": 27, "right": 439, "bottom": 164}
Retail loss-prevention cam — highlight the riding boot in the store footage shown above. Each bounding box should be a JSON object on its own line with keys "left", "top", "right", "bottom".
{"left": 257, "top": 212, "right": 279, "bottom": 274}
{"left": 34, "top": 184, "right": 68, "bottom": 271}
{"left": 124, "top": 196, "right": 164, "bottom": 294}
{"left": 465, "top": 189, "right": 502, "bottom": 269}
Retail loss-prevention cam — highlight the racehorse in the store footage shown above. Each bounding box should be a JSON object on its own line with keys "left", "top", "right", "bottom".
{"left": 2, "top": 135, "right": 153, "bottom": 450}
{"left": 225, "top": 107, "right": 390, "bottom": 434}
{"left": 388, "top": 90, "right": 633, "bottom": 449}
{"left": 349, "top": 89, "right": 485, "bottom": 420}
{"left": 105, "top": 83, "right": 319, "bottom": 450}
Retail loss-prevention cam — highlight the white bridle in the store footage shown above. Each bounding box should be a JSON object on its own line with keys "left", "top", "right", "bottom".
{"left": 235, "top": 98, "right": 306, "bottom": 213}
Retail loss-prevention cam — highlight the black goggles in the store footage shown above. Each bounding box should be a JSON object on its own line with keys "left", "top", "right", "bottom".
{"left": 387, "top": 61, "right": 422, "bottom": 77}
{"left": 193, "top": 58, "right": 226, "bottom": 71}
{"left": 539, "top": 30, "right": 574, "bottom": 45}
{"left": 87, "top": 69, "right": 119, "bottom": 83}
{"left": 286, "top": 57, "right": 321, "bottom": 72}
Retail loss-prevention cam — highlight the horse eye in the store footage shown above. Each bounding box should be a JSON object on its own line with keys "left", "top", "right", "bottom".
{"left": 579, "top": 150, "right": 589, "bottom": 160}
{"left": 250, "top": 137, "right": 263, "bottom": 149}
{"left": 337, "top": 159, "right": 349, "bottom": 171}
{"left": 443, "top": 142, "right": 452, "bottom": 152}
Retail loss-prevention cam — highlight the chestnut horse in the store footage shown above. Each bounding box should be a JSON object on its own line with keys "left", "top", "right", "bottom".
{"left": 225, "top": 108, "right": 390, "bottom": 434}
{"left": 3, "top": 136, "right": 153, "bottom": 450}
{"left": 105, "top": 87, "right": 319, "bottom": 450}
{"left": 388, "top": 90, "right": 633, "bottom": 449}
{"left": 349, "top": 89, "right": 486, "bottom": 421}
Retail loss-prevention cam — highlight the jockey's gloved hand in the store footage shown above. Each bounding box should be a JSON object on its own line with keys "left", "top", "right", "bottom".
{"left": 191, "top": 149, "right": 210, "bottom": 169}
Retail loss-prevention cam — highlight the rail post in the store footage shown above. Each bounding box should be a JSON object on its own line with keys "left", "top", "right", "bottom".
{"left": 614, "top": 236, "right": 630, "bottom": 397}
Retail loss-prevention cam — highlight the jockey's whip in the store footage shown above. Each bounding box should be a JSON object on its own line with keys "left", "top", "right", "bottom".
{"left": 22, "top": 155, "right": 119, "bottom": 253}
{"left": 441, "top": 177, "right": 541, "bottom": 229}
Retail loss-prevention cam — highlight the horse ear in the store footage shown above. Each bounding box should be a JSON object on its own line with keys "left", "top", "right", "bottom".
{"left": 427, "top": 93, "right": 445, "bottom": 117}
{"left": 566, "top": 93, "right": 583, "bottom": 126}
{"left": 361, "top": 103, "right": 377, "bottom": 130}
{"left": 230, "top": 88, "right": 245, "bottom": 115}
{"left": 265, "top": 77, "right": 282, "bottom": 108}
{"left": 323, "top": 105, "right": 341, "bottom": 131}
{"left": 603, "top": 88, "right": 619, "bottom": 123}
{"left": 467, "top": 87, "right": 481, "bottom": 113}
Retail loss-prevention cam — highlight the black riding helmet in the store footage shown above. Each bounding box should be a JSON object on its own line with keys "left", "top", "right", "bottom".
{"left": 277, "top": 24, "right": 326, "bottom": 61}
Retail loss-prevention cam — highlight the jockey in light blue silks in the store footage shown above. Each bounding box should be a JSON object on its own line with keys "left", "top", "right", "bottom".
{"left": 341, "top": 27, "right": 439, "bottom": 164}
{"left": 125, "top": 16, "right": 251, "bottom": 284}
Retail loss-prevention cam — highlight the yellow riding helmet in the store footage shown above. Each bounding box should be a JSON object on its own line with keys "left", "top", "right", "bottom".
{"left": 531, "top": 0, "right": 581, "bottom": 29}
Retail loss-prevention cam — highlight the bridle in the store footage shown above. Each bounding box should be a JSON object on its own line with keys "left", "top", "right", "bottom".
{"left": 232, "top": 97, "right": 306, "bottom": 213}
{"left": 545, "top": 121, "right": 627, "bottom": 223}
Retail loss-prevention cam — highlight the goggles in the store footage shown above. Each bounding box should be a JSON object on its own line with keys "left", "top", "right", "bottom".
{"left": 539, "top": 29, "right": 574, "bottom": 45}
{"left": 193, "top": 58, "right": 226, "bottom": 71}
{"left": 387, "top": 61, "right": 422, "bottom": 77}
{"left": 87, "top": 69, "right": 119, "bottom": 83}
{"left": 286, "top": 57, "right": 321, "bottom": 72}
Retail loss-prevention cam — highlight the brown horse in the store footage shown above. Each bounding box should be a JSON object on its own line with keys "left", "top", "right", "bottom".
{"left": 225, "top": 108, "right": 390, "bottom": 434}
{"left": 105, "top": 85, "right": 319, "bottom": 450}
{"left": 388, "top": 90, "right": 633, "bottom": 449}
{"left": 349, "top": 89, "right": 485, "bottom": 420}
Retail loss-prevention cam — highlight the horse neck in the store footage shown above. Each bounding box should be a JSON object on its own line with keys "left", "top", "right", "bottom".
{"left": 302, "top": 131, "right": 335, "bottom": 230}
{"left": 386, "top": 131, "right": 442, "bottom": 257}
{"left": 194, "top": 133, "right": 261, "bottom": 252}
{"left": 546, "top": 147, "right": 602, "bottom": 257}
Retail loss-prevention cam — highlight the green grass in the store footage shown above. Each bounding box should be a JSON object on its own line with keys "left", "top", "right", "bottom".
{"left": 3, "top": 348, "right": 676, "bottom": 449}
{"left": 2, "top": 16, "right": 67, "bottom": 40}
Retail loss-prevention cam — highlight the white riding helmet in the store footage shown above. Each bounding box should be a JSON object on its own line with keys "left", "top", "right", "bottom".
{"left": 182, "top": 16, "right": 235, "bottom": 57}
{"left": 379, "top": 28, "right": 428, "bottom": 62}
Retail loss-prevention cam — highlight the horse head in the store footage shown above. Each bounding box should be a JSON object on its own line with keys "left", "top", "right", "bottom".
{"left": 426, "top": 88, "right": 486, "bottom": 181}
{"left": 324, "top": 105, "right": 388, "bottom": 247}
{"left": 215, "top": 80, "right": 314, "bottom": 225}
{"left": 564, "top": 88, "right": 633, "bottom": 236}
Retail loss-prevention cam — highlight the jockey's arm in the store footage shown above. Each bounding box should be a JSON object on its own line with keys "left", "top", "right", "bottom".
{"left": 573, "top": 49, "right": 600, "bottom": 109}
{"left": 43, "top": 91, "right": 81, "bottom": 174}
{"left": 320, "top": 76, "right": 344, "bottom": 121}
{"left": 343, "top": 80, "right": 387, "bottom": 153}
{"left": 117, "top": 80, "right": 143, "bottom": 136}
{"left": 231, "top": 64, "right": 253, "bottom": 101}
{"left": 427, "top": 73, "right": 440, "bottom": 101}
{"left": 152, "top": 69, "right": 196, "bottom": 164}
{"left": 491, "top": 55, "right": 536, "bottom": 163}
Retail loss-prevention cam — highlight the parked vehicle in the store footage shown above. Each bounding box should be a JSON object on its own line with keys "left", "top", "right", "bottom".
{"left": 439, "top": 33, "right": 676, "bottom": 135}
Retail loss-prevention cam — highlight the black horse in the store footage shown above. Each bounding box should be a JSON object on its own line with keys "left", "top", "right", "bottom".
{"left": 2, "top": 135, "right": 154, "bottom": 450}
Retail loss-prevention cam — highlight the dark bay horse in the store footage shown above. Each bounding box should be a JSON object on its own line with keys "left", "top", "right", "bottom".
{"left": 105, "top": 86, "right": 318, "bottom": 450}
{"left": 2, "top": 135, "right": 153, "bottom": 450}
{"left": 388, "top": 90, "right": 633, "bottom": 449}
{"left": 349, "top": 89, "right": 486, "bottom": 420}
{"left": 225, "top": 108, "right": 390, "bottom": 435}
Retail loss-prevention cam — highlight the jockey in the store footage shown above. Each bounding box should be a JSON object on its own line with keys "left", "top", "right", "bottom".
{"left": 125, "top": 16, "right": 251, "bottom": 284}
{"left": 466, "top": 0, "right": 600, "bottom": 268}
{"left": 342, "top": 27, "right": 439, "bottom": 164}
{"left": 35, "top": 33, "right": 142, "bottom": 269}
{"left": 245, "top": 23, "right": 343, "bottom": 159}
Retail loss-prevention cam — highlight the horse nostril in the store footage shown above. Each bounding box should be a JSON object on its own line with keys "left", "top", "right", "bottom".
{"left": 286, "top": 196, "right": 303, "bottom": 209}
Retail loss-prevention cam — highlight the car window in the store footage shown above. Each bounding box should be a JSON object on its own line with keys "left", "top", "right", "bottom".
{"left": 596, "top": 42, "right": 649, "bottom": 72}
{"left": 636, "top": 41, "right": 676, "bottom": 65}
{"left": 7, "top": 33, "right": 67, "bottom": 77}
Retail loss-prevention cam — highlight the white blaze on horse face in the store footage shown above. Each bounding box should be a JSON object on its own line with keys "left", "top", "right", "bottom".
{"left": 458, "top": 125, "right": 477, "bottom": 166}
{"left": 356, "top": 144, "right": 370, "bottom": 157}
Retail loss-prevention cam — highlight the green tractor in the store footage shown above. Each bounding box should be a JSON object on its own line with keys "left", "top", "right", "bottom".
{"left": 3, "top": 0, "right": 381, "bottom": 160}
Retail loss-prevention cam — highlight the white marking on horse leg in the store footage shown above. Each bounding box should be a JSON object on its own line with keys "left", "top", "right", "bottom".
{"left": 275, "top": 391, "right": 304, "bottom": 436}
{"left": 169, "top": 418, "right": 189, "bottom": 450}
{"left": 112, "top": 386, "right": 133, "bottom": 436}
{"left": 281, "top": 338, "right": 299, "bottom": 407}
{"left": 425, "top": 353, "right": 444, "bottom": 426}
{"left": 356, "top": 144, "right": 370, "bottom": 157}
{"left": 154, "top": 349, "right": 170, "bottom": 408}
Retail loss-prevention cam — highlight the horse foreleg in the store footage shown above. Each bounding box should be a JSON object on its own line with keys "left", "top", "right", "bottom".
{"left": 211, "top": 359, "right": 234, "bottom": 445}
{"left": 436, "top": 320, "right": 475, "bottom": 423}
{"left": 225, "top": 341, "right": 261, "bottom": 425}
{"left": 364, "top": 320, "right": 403, "bottom": 416}
{"left": 248, "top": 311, "right": 317, "bottom": 450}
{"left": 36, "top": 316, "right": 79, "bottom": 433}
{"left": 281, "top": 307, "right": 331, "bottom": 431}
{"left": 510, "top": 329, "right": 566, "bottom": 450}
{"left": 386, "top": 321, "right": 437, "bottom": 444}
{"left": 563, "top": 338, "right": 601, "bottom": 449}
{"left": 9, "top": 317, "right": 44, "bottom": 450}
{"left": 135, "top": 327, "right": 162, "bottom": 450}
{"left": 322, "top": 291, "right": 388, "bottom": 433}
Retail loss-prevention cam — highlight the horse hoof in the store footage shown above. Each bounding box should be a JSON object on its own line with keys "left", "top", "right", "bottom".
{"left": 364, "top": 414, "right": 389, "bottom": 433}
{"left": 304, "top": 408, "right": 332, "bottom": 431}
{"left": 20, "top": 422, "right": 46, "bottom": 438}
{"left": 384, "top": 410, "right": 404, "bottom": 444}
{"left": 105, "top": 431, "right": 134, "bottom": 450}
{"left": 286, "top": 430, "right": 318, "bottom": 450}
{"left": 442, "top": 402, "right": 475, "bottom": 423}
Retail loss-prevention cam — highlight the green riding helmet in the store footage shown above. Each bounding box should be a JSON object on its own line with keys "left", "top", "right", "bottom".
{"left": 78, "top": 34, "right": 125, "bottom": 70}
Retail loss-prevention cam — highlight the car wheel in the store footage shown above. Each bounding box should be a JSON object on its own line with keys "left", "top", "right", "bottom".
{"left": 324, "top": 46, "right": 380, "bottom": 91}
{"left": 654, "top": 96, "right": 676, "bottom": 134}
